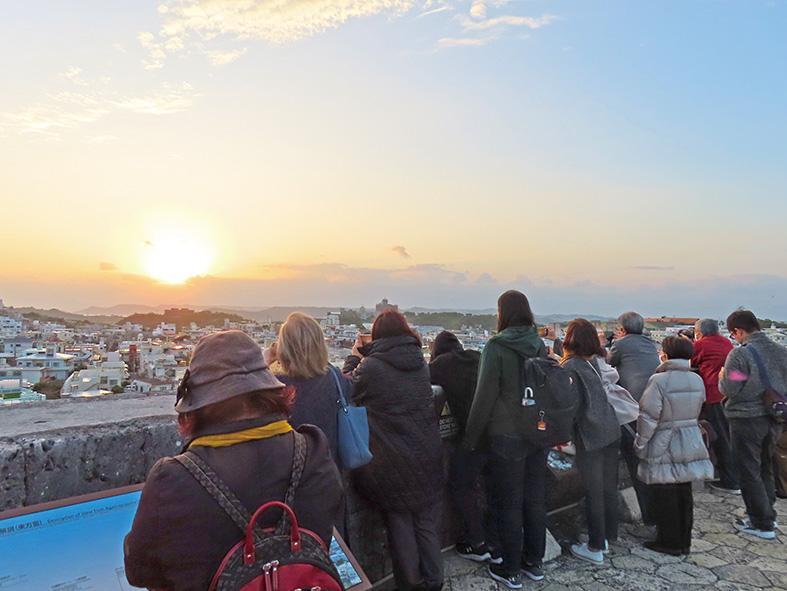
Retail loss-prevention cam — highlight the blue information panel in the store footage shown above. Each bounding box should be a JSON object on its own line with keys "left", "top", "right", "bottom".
{"left": 0, "top": 489, "right": 367, "bottom": 591}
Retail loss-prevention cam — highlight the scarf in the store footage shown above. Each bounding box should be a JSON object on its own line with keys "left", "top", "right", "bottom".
{"left": 188, "top": 420, "right": 293, "bottom": 449}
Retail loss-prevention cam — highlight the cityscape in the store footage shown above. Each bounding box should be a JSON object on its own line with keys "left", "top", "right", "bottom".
{"left": 2, "top": 295, "right": 785, "bottom": 405}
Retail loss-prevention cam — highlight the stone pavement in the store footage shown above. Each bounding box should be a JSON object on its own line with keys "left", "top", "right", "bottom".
{"left": 444, "top": 485, "right": 787, "bottom": 591}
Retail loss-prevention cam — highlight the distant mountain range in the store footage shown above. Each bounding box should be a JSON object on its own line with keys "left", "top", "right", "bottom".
{"left": 71, "top": 304, "right": 612, "bottom": 325}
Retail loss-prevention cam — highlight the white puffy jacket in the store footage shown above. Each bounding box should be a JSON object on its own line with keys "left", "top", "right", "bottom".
{"left": 634, "top": 359, "right": 714, "bottom": 485}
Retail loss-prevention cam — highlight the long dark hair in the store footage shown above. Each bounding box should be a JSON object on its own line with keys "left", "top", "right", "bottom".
{"left": 371, "top": 310, "right": 421, "bottom": 344}
{"left": 497, "top": 290, "right": 535, "bottom": 332}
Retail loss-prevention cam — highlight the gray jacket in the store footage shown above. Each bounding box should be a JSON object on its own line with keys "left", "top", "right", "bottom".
{"left": 720, "top": 331, "right": 787, "bottom": 419}
{"left": 609, "top": 333, "right": 660, "bottom": 401}
{"left": 563, "top": 357, "right": 620, "bottom": 452}
{"left": 635, "top": 359, "right": 714, "bottom": 485}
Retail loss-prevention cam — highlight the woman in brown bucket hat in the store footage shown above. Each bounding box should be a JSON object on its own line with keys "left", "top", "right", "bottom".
{"left": 124, "top": 330, "right": 343, "bottom": 591}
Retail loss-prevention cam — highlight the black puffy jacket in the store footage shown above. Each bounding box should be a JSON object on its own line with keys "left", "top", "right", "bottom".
{"left": 344, "top": 335, "right": 443, "bottom": 513}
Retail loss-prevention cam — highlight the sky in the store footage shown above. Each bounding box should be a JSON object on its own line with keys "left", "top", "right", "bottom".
{"left": 1, "top": 0, "right": 786, "bottom": 319}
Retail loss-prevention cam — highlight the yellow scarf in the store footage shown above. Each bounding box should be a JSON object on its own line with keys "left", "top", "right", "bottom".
{"left": 189, "top": 420, "right": 293, "bottom": 449}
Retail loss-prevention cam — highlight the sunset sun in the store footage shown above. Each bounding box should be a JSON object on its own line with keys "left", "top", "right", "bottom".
{"left": 142, "top": 229, "right": 214, "bottom": 284}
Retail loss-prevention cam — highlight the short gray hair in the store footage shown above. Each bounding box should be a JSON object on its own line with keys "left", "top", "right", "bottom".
{"left": 696, "top": 318, "right": 720, "bottom": 337}
{"left": 618, "top": 311, "right": 645, "bottom": 335}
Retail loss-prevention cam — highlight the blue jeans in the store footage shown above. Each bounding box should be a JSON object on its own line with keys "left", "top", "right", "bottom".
{"left": 487, "top": 434, "right": 548, "bottom": 574}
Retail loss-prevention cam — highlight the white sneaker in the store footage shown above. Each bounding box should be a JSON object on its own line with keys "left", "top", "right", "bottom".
{"left": 570, "top": 542, "right": 604, "bottom": 564}
{"left": 734, "top": 518, "right": 776, "bottom": 540}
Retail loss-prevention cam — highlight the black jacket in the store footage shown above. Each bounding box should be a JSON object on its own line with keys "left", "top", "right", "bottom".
{"left": 124, "top": 418, "right": 343, "bottom": 591}
{"left": 429, "top": 348, "right": 481, "bottom": 438}
{"left": 344, "top": 335, "right": 443, "bottom": 513}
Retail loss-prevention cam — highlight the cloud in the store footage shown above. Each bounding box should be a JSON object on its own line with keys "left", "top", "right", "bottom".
{"left": 438, "top": 36, "right": 491, "bottom": 48}
{"left": 140, "top": 1, "right": 554, "bottom": 63}
{"left": 205, "top": 48, "right": 248, "bottom": 66}
{"left": 630, "top": 265, "right": 675, "bottom": 271}
{"left": 0, "top": 73, "right": 198, "bottom": 139}
{"left": 392, "top": 245, "right": 411, "bottom": 259}
{"left": 461, "top": 14, "right": 556, "bottom": 32}
{"left": 99, "top": 262, "right": 118, "bottom": 271}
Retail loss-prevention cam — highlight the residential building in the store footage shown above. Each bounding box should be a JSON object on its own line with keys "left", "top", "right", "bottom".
{"left": 61, "top": 351, "right": 128, "bottom": 397}
{"left": 14, "top": 345, "right": 75, "bottom": 383}
{"left": 0, "top": 379, "right": 46, "bottom": 404}
{"left": 0, "top": 315, "right": 22, "bottom": 338}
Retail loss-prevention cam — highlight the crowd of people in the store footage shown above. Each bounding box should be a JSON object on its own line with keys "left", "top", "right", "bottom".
{"left": 123, "top": 293, "right": 787, "bottom": 591}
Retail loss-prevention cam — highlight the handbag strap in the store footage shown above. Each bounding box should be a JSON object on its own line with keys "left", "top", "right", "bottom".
{"left": 174, "top": 430, "right": 307, "bottom": 539}
{"left": 330, "top": 365, "right": 349, "bottom": 411}
{"left": 586, "top": 359, "right": 603, "bottom": 381}
{"left": 747, "top": 345, "right": 773, "bottom": 390}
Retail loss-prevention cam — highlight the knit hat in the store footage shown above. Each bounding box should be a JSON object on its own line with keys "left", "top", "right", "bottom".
{"left": 175, "top": 330, "right": 284, "bottom": 413}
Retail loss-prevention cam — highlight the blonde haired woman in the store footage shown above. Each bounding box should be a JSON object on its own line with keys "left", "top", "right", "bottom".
{"left": 267, "top": 312, "right": 348, "bottom": 466}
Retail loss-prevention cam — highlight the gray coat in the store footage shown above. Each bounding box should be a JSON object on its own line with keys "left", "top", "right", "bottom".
{"left": 609, "top": 333, "right": 660, "bottom": 401}
{"left": 634, "top": 360, "right": 714, "bottom": 485}
{"left": 719, "top": 331, "right": 787, "bottom": 419}
{"left": 562, "top": 357, "right": 620, "bottom": 452}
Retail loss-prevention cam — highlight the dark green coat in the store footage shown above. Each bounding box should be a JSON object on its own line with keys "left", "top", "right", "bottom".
{"left": 463, "top": 326, "right": 546, "bottom": 450}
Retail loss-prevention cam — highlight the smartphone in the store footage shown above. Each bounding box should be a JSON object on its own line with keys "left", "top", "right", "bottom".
{"left": 359, "top": 333, "right": 373, "bottom": 346}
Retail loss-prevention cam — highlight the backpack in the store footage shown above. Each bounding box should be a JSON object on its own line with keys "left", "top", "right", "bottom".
{"left": 748, "top": 345, "right": 787, "bottom": 423}
{"left": 174, "top": 432, "right": 343, "bottom": 591}
{"left": 520, "top": 357, "right": 580, "bottom": 448}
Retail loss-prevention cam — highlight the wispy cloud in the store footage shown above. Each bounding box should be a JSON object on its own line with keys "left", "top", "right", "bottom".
{"left": 140, "top": 1, "right": 556, "bottom": 64}
{"left": 392, "top": 245, "right": 411, "bottom": 259}
{"left": 99, "top": 262, "right": 118, "bottom": 272}
{"left": 630, "top": 265, "right": 676, "bottom": 271}
{"left": 205, "top": 48, "right": 248, "bottom": 66}
{"left": 438, "top": 36, "right": 490, "bottom": 48}
{"left": 437, "top": 3, "right": 555, "bottom": 49}
{"left": 0, "top": 71, "right": 198, "bottom": 139}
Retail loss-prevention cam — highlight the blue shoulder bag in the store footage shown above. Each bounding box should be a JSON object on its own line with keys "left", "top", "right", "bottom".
{"left": 329, "top": 366, "right": 373, "bottom": 469}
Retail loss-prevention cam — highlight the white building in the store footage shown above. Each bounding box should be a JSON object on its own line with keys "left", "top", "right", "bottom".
{"left": 0, "top": 316, "right": 22, "bottom": 338}
{"left": 61, "top": 351, "right": 128, "bottom": 397}
{"left": 152, "top": 323, "right": 177, "bottom": 337}
{"left": 14, "top": 345, "right": 75, "bottom": 383}
{"left": 0, "top": 379, "right": 46, "bottom": 404}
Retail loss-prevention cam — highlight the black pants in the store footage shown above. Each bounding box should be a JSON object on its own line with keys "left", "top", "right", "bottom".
{"left": 448, "top": 446, "right": 488, "bottom": 546}
{"left": 488, "top": 435, "right": 548, "bottom": 574}
{"left": 620, "top": 423, "right": 654, "bottom": 524}
{"left": 729, "top": 416, "right": 778, "bottom": 531}
{"left": 650, "top": 483, "right": 693, "bottom": 551}
{"left": 701, "top": 403, "right": 739, "bottom": 489}
{"left": 576, "top": 441, "right": 620, "bottom": 551}
{"left": 384, "top": 502, "right": 444, "bottom": 591}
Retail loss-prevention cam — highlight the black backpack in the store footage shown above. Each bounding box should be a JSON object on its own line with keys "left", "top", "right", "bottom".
{"left": 520, "top": 357, "right": 580, "bottom": 448}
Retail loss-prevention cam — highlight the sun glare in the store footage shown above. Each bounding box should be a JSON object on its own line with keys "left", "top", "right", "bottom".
{"left": 142, "top": 229, "right": 214, "bottom": 284}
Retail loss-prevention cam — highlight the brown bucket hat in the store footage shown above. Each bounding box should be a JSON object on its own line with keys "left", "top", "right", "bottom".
{"left": 175, "top": 330, "right": 284, "bottom": 413}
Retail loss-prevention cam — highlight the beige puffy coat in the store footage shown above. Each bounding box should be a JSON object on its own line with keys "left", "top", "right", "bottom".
{"left": 634, "top": 359, "right": 714, "bottom": 485}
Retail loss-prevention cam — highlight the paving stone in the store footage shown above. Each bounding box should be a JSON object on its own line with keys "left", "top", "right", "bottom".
{"left": 709, "top": 545, "right": 759, "bottom": 565}
{"left": 686, "top": 552, "right": 729, "bottom": 569}
{"left": 747, "top": 556, "right": 787, "bottom": 572}
{"left": 714, "top": 564, "right": 773, "bottom": 588}
{"left": 630, "top": 546, "right": 684, "bottom": 565}
{"left": 656, "top": 562, "right": 717, "bottom": 585}
{"left": 609, "top": 555, "right": 657, "bottom": 573}
{"left": 540, "top": 584, "right": 573, "bottom": 591}
{"left": 689, "top": 538, "right": 718, "bottom": 553}
{"left": 448, "top": 573, "right": 498, "bottom": 591}
{"left": 544, "top": 528, "right": 562, "bottom": 562}
{"left": 580, "top": 582, "right": 617, "bottom": 591}
{"left": 747, "top": 540, "right": 787, "bottom": 559}
{"left": 591, "top": 568, "right": 673, "bottom": 591}
{"left": 703, "top": 532, "right": 750, "bottom": 549}
{"left": 443, "top": 554, "right": 483, "bottom": 579}
{"left": 764, "top": 570, "right": 787, "bottom": 588}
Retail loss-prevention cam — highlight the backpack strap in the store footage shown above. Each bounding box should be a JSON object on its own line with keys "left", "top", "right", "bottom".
{"left": 174, "top": 430, "right": 308, "bottom": 541}
{"left": 747, "top": 345, "right": 773, "bottom": 390}
{"left": 276, "top": 430, "right": 307, "bottom": 534}
{"left": 174, "top": 451, "right": 262, "bottom": 543}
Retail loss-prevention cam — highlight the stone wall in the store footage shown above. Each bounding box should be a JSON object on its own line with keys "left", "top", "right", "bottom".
{"left": 0, "top": 395, "right": 622, "bottom": 584}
